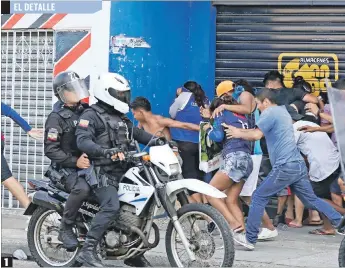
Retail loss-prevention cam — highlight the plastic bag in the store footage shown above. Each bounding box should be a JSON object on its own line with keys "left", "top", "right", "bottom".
{"left": 199, "top": 122, "right": 222, "bottom": 173}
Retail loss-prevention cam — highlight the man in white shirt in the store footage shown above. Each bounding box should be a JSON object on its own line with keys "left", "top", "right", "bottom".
{"left": 287, "top": 106, "right": 344, "bottom": 235}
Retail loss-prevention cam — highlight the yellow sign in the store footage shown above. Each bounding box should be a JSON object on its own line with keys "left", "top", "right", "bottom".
{"left": 278, "top": 53, "right": 339, "bottom": 95}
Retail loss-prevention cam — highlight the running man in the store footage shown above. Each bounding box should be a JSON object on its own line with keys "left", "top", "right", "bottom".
{"left": 223, "top": 88, "right": 343, "bottom": 250}
{"left": 1, "top": 102, "right": 43, "bottom": 208}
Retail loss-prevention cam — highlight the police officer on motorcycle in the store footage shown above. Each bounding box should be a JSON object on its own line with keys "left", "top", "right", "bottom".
{"left": 75, "top": 72, "right": 154, "bottom": 267}
{"left": 44, "top": 71, "right": 91, "bottom": 251}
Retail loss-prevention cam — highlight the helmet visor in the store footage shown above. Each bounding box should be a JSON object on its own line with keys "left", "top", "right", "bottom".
{"left": 108, "top": 87, "right": 131, "bottom": 105}
{"left": 57, "top": 79, "right": 89, "bottom": 103}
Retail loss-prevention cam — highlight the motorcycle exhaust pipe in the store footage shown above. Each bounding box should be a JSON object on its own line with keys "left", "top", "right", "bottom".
{"left": 32, "top": 191, "right": 64, "bottom": 213}
{"left": 115, "top": 222, "right": 150, "bottom": 248}
{"left": 129, "top": 226, "right": 150, "bottom": 248}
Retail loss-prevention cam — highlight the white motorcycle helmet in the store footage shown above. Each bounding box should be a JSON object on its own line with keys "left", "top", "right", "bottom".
{"left": 94, "top": 72, "right": 131, "bottom": 114}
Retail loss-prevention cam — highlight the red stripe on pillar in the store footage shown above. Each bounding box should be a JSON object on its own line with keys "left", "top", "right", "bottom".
{"left": 40, "top": 14, "right": 67, "bottom": 29}
{"left": 53, "top": 33, "right": 91, "bottom": 76}
{"left": 2, "top": 14, "right": 25, "bottom": 29}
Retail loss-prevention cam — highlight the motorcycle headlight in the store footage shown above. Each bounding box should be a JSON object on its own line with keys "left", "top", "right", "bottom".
{"left": 169, "top": 163, "right": 180, "bottom": 176}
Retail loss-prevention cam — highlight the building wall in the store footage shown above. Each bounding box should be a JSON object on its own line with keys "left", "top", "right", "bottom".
{"left": 214, "top": 5, "right": 345, "bottom": 94}
{"left": 0, "top": 4, "right": 111, "bottom": 208}
{"left": 108, "top": 1, "right": 345, "bottom": 115}
{"left": 1, "top": 3, "right": 111, "bottom": 103}
{"left": 108, "top": 1, "right": 216, "bottom": 117}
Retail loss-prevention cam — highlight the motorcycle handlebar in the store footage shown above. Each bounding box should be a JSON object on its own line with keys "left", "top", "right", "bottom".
{"left": 104, "top": 137, "right": 178, "bottom": 162}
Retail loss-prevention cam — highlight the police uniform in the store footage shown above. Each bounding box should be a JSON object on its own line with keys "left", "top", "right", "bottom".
{"left": 75, "top": 101, "right": 153, "bottom": 243}
{"left": 44, "top": 101, "right": 91, "bottom": 226}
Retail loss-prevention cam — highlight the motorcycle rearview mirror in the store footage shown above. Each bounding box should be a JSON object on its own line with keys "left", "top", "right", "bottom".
{"left": 128, "top": 123, "right": 140, "bottom": 152}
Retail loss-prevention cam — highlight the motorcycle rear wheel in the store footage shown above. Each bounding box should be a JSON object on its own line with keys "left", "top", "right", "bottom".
{"left": 27, "top": 207, "right": 79, "bottom": 267}
{"left": 339, "top": 236, "right": 345, "bottom": 267}
{"left": 165, "top": 203, "right": 235, "bottom": 267}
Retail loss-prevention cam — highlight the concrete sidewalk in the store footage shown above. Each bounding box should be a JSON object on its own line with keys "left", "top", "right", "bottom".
{"left": 1, "top": 209, "right": 343, "bottom": 267}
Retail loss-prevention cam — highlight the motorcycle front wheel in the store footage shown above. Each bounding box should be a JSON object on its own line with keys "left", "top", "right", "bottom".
{"left": 165, "top": 203, "right": 235, "bottom": 267}
{"left": 339, "top": 236, "right": 345, "bottom": 267}
{"left": 27, "top": 207, "right": 79, "bottom": 267}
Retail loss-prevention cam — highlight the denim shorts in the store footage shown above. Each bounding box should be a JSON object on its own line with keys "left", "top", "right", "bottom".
{"left": 220, "top": 151, "right": 253, "bottom": 183}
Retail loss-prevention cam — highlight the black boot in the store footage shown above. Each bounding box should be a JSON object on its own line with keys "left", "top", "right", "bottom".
{"left": 124, "top": 254, "right": 151, "bottom": 267}
{"left": 93, "top": 244, "right": 103, "bottom": 263}
{"left": 58, "top": 222, "right": 78, "bottom": 251}
{"left": 76, "top": 238, "right": 104, "bottom": 267}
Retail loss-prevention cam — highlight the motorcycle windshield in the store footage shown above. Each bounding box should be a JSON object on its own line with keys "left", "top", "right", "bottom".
{"left": 327, "top": 85, "right": 345, "bottom": 178}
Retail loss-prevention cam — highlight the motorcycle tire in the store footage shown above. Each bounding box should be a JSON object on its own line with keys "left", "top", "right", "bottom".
{"left": 165, "top": 203, "right": 235, "bottom": 267}
{"left": 27, "top": 207, "right": 79, "bottom": 267}
{"left": 339, "top": 236, "right": 345, "bottom": 267}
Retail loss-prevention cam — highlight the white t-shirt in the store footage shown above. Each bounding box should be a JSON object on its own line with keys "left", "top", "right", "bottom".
{"left": 293, "top": 120, "right": 340, "bottom": 182}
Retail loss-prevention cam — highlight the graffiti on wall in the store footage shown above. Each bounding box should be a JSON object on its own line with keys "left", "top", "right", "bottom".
{"left": 278, "top": 53, "right": 339, "bottom": 95}
{"left": 110, "top": 34, "right": 150, "bottom": 55}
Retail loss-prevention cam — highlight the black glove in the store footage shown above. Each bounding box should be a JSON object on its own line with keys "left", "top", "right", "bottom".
{"left": 103, "top": 148, "right": 122, "bottom": 159}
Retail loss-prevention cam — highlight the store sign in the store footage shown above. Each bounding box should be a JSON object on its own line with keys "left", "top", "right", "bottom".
{"left": 278, "top": 53, "right": 339, "bottom": 94}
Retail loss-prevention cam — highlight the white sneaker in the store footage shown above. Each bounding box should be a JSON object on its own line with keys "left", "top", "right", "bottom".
{"left": 233, "top": 232, "right": 255, "bottom": 250}
{"left": 258, "top": 228, "right": 278, "bottom": 241}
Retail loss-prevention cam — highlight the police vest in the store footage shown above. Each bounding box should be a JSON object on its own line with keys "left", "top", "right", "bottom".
{"left": 54, "top": 107, "right": 83, "bottom": 156}
{"left": 91, "top": 104, "right": 130, "bottom": 151}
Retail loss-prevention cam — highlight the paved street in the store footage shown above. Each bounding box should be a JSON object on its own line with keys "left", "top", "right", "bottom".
{"left": 2, "top": 209, "right": 343, "bottom": 267}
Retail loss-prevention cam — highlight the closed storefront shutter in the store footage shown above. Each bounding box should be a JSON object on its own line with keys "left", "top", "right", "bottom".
{"left": 215, "top": 5, "right": 345, "bottom": 93}
{"left": 1, "top": 30, "right": 54, "bottom": 208}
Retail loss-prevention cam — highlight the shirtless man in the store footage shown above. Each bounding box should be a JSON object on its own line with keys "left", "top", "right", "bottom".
{"left": 130, "top": 96, "right": 199, "bottom": 139}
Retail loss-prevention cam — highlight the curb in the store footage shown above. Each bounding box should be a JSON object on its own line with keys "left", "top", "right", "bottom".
{"left": 2, "top": 208, "right": 26, "bottom": 214}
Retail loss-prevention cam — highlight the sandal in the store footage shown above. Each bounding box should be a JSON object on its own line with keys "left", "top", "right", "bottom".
{"left": 308, "top": 228, "right": 335, "bottom": 235}
{"left": 303, "top": 219, "right": 324, "bottom": 226}
{"left": 288, "top": 222, "right": 302, "bottom": 228}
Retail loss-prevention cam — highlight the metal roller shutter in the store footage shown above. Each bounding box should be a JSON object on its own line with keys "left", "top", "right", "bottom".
{"left": 1, "top": 30, "right": 54, "bottom": 208}
{"left": 215, "top": 5, "right": 345, "bottom": 93}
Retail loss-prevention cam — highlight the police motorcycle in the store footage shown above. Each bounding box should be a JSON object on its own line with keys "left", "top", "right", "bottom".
{"left": 327, "top": 83, "right": 345, "bottom": 267}
{"left": 24, "top": 133, "right": 235, "bottom": 267}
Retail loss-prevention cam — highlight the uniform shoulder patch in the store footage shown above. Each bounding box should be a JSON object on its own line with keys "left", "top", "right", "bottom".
{"left": 79, "top": 119, "right": 89, "bottom": 128}
{"left": 47, "top": 128, "right": 59, "bottom": 141}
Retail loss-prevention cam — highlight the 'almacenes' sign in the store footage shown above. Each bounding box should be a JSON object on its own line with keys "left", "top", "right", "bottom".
{"left": 278, "top": 53, "right": 339, "bottom": 95}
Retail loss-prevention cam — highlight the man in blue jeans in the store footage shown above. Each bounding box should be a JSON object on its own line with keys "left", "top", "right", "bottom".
{"left": 223, "top": 88, "right": 342, "bottom": 250}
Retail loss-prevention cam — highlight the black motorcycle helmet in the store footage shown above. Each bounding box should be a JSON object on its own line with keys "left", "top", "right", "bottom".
{"left": 53, "top": 71, "right": 89, "bottom": 104}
